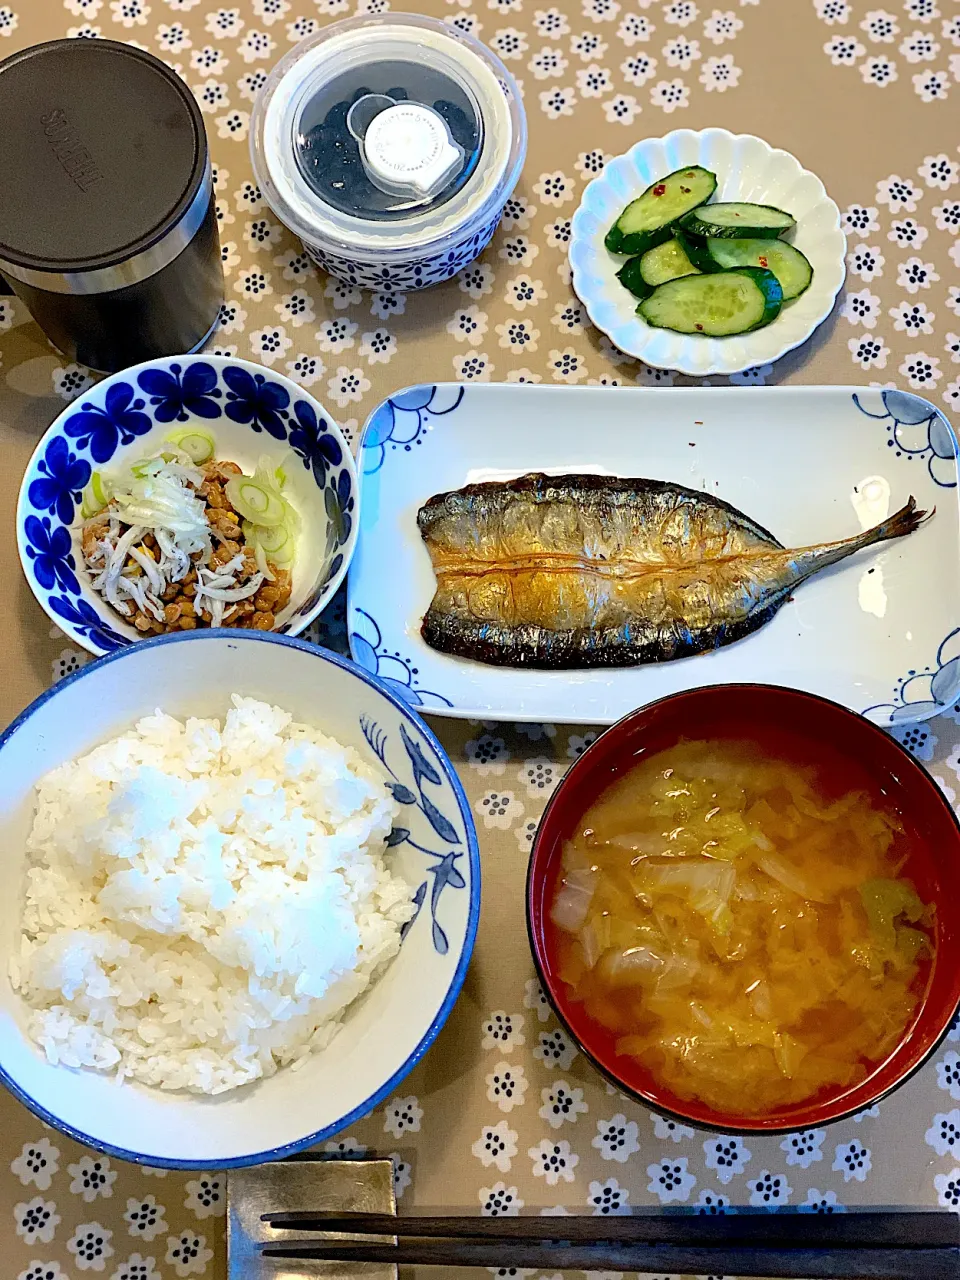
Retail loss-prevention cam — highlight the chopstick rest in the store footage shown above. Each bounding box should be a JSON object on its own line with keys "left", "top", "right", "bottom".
{"left": 228, "top": 1158, "right": 397, "bottom": 1280}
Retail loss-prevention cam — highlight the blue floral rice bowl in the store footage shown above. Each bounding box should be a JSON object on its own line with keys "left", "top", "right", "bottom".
{"left": 0, "top": 630, "right": 479, "bottom": 1166}
{"left": 16, "top": 355, "right": 358, "bottom": 656}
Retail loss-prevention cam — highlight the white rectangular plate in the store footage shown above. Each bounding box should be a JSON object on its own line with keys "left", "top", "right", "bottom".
{"left": 347, "top": 384, "right": 960, "bottom": 726}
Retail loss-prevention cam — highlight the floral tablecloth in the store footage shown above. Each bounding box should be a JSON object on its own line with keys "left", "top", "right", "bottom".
{"left": 1, "top": 0, "right": 960, "bottom": 1277}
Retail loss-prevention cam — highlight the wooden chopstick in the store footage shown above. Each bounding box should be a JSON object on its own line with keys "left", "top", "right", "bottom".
{"left": 261, "top": 1208, "right": 960, "bottom": 1249}
{"left": 261, "top": 1238, "right": 960, "bottom": 1279}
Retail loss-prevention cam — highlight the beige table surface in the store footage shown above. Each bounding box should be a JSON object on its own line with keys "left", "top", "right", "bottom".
{"left": 2, "top": 0, "right": 960, "bottom": 1277}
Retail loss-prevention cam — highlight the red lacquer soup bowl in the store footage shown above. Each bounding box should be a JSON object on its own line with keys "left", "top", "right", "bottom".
{"left": 527, "top": 684, "right": 960, "bottom": 1134}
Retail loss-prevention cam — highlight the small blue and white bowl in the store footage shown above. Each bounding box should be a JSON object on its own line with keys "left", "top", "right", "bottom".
{"left": 16, "top": 355, "right": 359, "bottom": 656}
{"left": 0, "top": 630, "right": 479, "bottom": 1167}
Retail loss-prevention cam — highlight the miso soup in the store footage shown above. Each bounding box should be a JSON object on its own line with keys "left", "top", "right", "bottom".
{"left": 550, "top": 738, "right": 935, "bottom": 1116}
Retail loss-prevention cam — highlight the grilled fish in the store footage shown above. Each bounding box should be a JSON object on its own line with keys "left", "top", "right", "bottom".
{"left": 417, "top": 472, "right": 929, "bottom": 670}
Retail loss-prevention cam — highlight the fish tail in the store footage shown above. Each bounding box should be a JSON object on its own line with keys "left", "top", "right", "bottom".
{"left": 859, "top": 496, "right": 932, "bottom": 545}
{"left": 790, "top": 497, "right": 932, "bottom": 583}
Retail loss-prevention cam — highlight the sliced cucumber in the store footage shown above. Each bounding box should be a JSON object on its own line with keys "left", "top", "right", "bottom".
{"left": 677, "top": 202, "right": 796, "bottom": 239}
{"left": 616, "top": 256, "right": 654, "bottom": 300}
{"left": 640, "top": 237, "right": 699, "bottom": 287}
{"left": 685, "top": 236, "right": 813, "bottom": 301}
{"left": 637, "top": 267, "right": 783, "bottom": 336}
{"left": 605, "top": 165, "right": 718, "bottom": 256}
{"left": 675, "top": 228, "right": 714, "bottom": 272}
{"left": 618, "top": 237, "right": 699, "bottom": 299}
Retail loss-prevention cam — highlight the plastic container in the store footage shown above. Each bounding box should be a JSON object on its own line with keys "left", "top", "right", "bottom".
{"left": 251, "top": 14, "right": 526, "bottom": 291}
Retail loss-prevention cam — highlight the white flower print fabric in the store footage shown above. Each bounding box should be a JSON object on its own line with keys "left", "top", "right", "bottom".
{"left": 5, "top": 3, "right": 960, "bottom": 1274}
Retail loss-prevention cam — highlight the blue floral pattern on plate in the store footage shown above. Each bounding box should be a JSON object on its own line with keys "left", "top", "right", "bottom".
{"left": 351, "top": 608, "right": 452, "bottom": 710}
{"left": 290, "top": 397, "right": 343, "bottom": 487}
{"left": 23, "top": 516, "right": 80, "bottom": 595}
{"left": 17, "top": 357, "right": 358, "bottom": 657}
{"left": 851, "top": 387, "right": 960, "bottom": 723}
{"left": 362, "top": 385, "right": 464, "bottom": 475}
{"left": 48, "top": 593, "right": 126, "bottom": 652}
{"left": 852, "top": 389, "right": 959, "bottom": 489}
{"left": 863, "top": 626, "right": 960, "bottom": 726}
{"left": 222, "top": 364, "right": 290, "bottom": 439}
{"left": 138, "top": 363, "right": 223, "bottom": 423}
{"left": 360, "top": 715, "right": 465, "bottom": 955}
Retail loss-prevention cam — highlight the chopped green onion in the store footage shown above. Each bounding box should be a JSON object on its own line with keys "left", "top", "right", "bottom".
{"left": 225, "top": 476, "right": 285, "bottom": 527}
{"left": 164, "top": 428, "right": 215, "bottom": 464}
{"left": 254, "top": 455, "right": 286, "bottom": 496}
{"left": 269, "top": 542, "right": 295, "bottom": 568}
{"left": 80, "top": 471, "right": 111, "bottom": 519}
{"left": 242, "top": 519, "right": 294, "bottom": 566}
{"left": 271, "top": 450, "right": 298, "bottom": 493}
{"left": 80, "top": 491, "right": 101, "bottom": 520}
{"left": 253, "top": 541, "right": 276, "bottom": 581}
{"left": 248, "top": 522, "right": 290, "bottom": 554}
{"left": 278, "top": 497, "right": 298, "bottom": 535}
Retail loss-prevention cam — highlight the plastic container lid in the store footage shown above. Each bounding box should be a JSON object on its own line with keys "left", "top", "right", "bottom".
{"left": 251, "top": 13, "right": 526, "bottom": 264}
{"left": 0, "top": 39, "right": 207, "bottom": 276}
{"left": 354, "top": 100, "right": 465, "bottom": 202}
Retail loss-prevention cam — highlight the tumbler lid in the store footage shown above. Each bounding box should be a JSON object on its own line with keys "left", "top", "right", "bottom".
{"left": 0, "top": 39, "right": 209, "bottom": 289}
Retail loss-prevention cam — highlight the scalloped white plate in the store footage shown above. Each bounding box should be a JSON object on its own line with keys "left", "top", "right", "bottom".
{"left": 569, "top": 129, "right": 846, "bottom": 376}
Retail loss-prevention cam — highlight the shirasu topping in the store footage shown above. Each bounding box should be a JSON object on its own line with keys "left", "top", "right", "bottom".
{"left": 82, "top": 453, "right": 266, "bottom": 625}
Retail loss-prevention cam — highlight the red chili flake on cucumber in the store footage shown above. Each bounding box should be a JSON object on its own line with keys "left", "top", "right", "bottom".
{"left": 652, "top": 183, "right": 667, "bottom": 196}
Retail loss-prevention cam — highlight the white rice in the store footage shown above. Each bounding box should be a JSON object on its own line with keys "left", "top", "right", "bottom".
{"left": 11, "top": 697, "right": 414, "bottom": 1095}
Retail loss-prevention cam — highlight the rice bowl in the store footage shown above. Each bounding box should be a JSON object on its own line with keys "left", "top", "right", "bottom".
{"left": 0, "top": 631, "right": 479, "bottom": 1167}
{"left": 14, "top": 697, "right": 414, "bottom": 1095}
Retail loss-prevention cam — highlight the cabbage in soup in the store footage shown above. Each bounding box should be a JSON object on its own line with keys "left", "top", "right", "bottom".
{"left": 550, "top": 738, "right": 934, "bottom": 1116}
